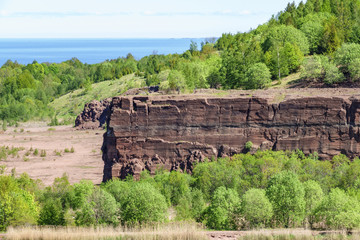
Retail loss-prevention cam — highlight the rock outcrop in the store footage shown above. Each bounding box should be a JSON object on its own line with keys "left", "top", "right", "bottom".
{"left": 75, "top": 98, "right": 111, "bottom": 129}
{"left": 101, "top": 91, "right": 360, "bottom": 181}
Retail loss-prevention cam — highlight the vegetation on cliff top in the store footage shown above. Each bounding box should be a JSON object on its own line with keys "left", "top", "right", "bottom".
{"left": 2, "top": 150, "right": 360, "bottom": 231}
{"left": 1, "top": 0, "right": 360, "bottom": 124}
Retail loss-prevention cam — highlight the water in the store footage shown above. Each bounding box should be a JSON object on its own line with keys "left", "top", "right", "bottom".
{"left": 0, "top": 38, "right": 205, "bottom": 66}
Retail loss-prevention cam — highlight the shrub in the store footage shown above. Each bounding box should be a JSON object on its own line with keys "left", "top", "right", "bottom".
{"left": 40, "top": 150, "right": 46, "bottom": 157}
{"left": 244, "top": 141, "right": 253, "bottom": 151}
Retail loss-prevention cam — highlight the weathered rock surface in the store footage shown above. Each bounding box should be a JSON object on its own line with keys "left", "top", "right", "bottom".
{"left": 101, "top": 90, "right": 360, "bottom": 181}
{"left": 75, "top": 98, "right": 111, "bottom": 129}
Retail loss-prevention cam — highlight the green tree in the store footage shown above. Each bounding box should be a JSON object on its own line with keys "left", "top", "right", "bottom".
{"left": 300, "top": 55, "right": 324, "bottom": 81}
{"left": 241, "top": 188, "right": 273, "bottom": 229}
{"left": 120, "top": 182, "right": 168, "bottom": 224}
{"left": 205, "top": 187, "right": 241, "bottom": 230}
{"left": 313, "top": 188, "right": 360, "bottom": 230}
{"left": 303, "top": 180, "right": 323, "bottom": 226}
{"left": 334, "top": 43, "right": 360, "bottom": 73}
{"left": 266, "top": 171, "right": 305, "bottom": 227}
{"left": 0, "top": 175, "right": 39, "bottom": 230}
{"left": 244, "top": 63, "right": 272, "bottom": 89}
{"left": 348, "top": 58, "right": 360, "bottom": 81}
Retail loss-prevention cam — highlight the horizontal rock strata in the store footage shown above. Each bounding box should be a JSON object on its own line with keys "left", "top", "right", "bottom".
{"left": 101, "top": 93, "right": 360, "bottom": 181}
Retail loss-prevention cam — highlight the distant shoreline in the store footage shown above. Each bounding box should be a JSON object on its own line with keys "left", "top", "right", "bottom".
{"left": 0, "top": 38, "right": 210, "bottom": 65}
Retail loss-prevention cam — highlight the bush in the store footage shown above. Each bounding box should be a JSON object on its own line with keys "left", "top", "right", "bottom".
{"left": 241, "top": 188, "right": 273, "bottom": 229}
{"left": 205, "top": 186, "right": 241, "bottom": 230}
{"left": 244, "top": 141, "right": 253, "bottom": 151}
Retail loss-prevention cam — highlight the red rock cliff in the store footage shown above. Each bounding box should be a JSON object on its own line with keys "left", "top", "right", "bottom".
{"left": 101, "top": 92, "right": 360, "bottom": 181}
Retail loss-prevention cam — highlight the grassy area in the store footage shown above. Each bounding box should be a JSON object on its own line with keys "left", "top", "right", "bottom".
{"left": 5, "top": 222, "right": 207, "bottom": 240}
{"left": 49, "top": 74, "right": 146, "bottom": 123}
{"left": 270, "top": 72, "right": 301, "bottom": 89}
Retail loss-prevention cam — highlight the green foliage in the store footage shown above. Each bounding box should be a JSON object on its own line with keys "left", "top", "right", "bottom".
{"left": 348, "top": 58, "right": 360, "bottom": 81}
{"left": 192, "top": 157, "right": 244, "bottom": 200}
{"left": 119, "top": 182, "right": 168, "bottom": 225}
{"left": 205, "top": 186, "right": 241, "bottom": 230}
{"left": 244, "top": 141, "right": 253, "bottom": 151}
{"left": 3, "top": 149, "right": 360, "bottom": 231}
{"left": 303, "top": 180, "right": 323, "bottom": 225}
{"left": 175, "top": 189, "right": 206, "bottom": 221}
{"left": 266, "top": 171, "right": 305, "bottom": 228}
{"left": 334, "top": 43, "right": 360, "bottom": 73}
{"left": 313, "top": 188, "right": 360, "bottom": 230}
{"left": 241, "top": 188, "right": 273, "bottom": 229}
{"left": 76, "top": 188, "right": 119, "bottom": 226}
{"left": 300, "top": 55, "right": 324, "bottom": 81}
{"left": 244, "top": 63, "right": 271, "bottom": 89}
{"left": 0, "top": 175, "right": 39, "bottom": 231}
{"left": 38, "top": 197, "right": 65, "bottom": 226}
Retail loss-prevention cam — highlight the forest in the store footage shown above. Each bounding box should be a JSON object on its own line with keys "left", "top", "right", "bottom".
{"left": 1, "top": 150, "right": 360, "bottom": 231}
{"left": 1, "top": 0, "right": 360, "bottom": 124}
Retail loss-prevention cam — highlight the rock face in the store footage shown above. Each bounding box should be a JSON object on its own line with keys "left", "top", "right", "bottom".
{"left": 75, "top": 98, "right": 111, "bottom": 129}
{"left": 101, "top": 93, "right": 360, "bottom": 181}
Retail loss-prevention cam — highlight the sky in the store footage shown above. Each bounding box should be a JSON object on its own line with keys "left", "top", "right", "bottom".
{"left": 0, "top": 0, "right": 302, "bottom": 38}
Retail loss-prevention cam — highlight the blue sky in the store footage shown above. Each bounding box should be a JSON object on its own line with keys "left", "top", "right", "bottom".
{"left": 0, "top": 0, "right": 302, "bottom": 38}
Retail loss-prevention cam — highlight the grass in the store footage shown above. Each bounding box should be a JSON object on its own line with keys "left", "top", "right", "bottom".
{"left": 49, "top": 74, "right": 146, "bottom": 122}
{"left": 237, "top": 229, "right": 359, "bottom": 240}
{"left": 5, "top": 222, "right": 207, "bottom": 240}
{"left": 270, "top": 72, "right": 301, "bottom": 89}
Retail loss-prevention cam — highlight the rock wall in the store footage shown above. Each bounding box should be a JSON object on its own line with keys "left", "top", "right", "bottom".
{"left": 75, "top": 98, "right": 111, "bottom": 129}
{"left": 101, "top": 94, "right": 360, "bottom": 181}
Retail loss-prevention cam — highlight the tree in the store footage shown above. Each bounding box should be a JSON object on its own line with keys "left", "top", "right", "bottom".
{"left": 300, "top": 55, "right": 323, "bottom": 81}
{"left": 348, "top": 58, "right": 360, "bottom": 81}
{"left": 120, "top": 182, "right": 168, "bottom": 224}
{"left": 266, "top": 171, "right": 305, "bottom": 227}
{"left": 205, "top": 187, "right": 241, "bottom": 230}
{"left": 303, "top": 180, "right": 323, "bottom": 226}
{"left": 313, "top": 188, "right": 360, "bottom": 230}
{"left": 241, "top": 188, "right": 273, "bottom": 228}
{"left": 159, "top": 70, "right": 186, "bottom": 93}
{"left": 334, "top": 43, "right": 360, "bottom": 73}
{"left": 0, "top": 175, "right": 39, "bottom": 230}
{"left": 244, "top": 63, "right": 272, "bottom": 89}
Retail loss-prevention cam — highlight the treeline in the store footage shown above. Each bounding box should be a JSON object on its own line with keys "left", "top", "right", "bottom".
{"left": 213, "top": 0, "right": 360, "bottom": 89}
{"left": 2, "top": 0, "right": 360, "bottom": 123}
{"left": 1, "top": 150, "right": 360, "bottom": 231}
{"left": 0, "top": 42, "right": 220, "bottom": 123}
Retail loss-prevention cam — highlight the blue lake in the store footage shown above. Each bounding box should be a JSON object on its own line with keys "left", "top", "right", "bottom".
{"left": 0, "top": 38, "right": 205, "bottom": 66}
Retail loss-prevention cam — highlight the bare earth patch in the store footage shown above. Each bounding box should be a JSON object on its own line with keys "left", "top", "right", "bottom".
{"left": 0, "top": 123, "right": 104, "bottom": 186}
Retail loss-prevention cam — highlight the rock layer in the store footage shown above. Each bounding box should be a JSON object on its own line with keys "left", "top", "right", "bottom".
{"left": 101, "top": 93, "right": 360, "bottom": 181}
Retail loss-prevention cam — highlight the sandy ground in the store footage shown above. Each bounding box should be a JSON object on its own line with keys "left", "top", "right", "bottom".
{"left": 0, "top": 123, "right": 104, "bottom": 186}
